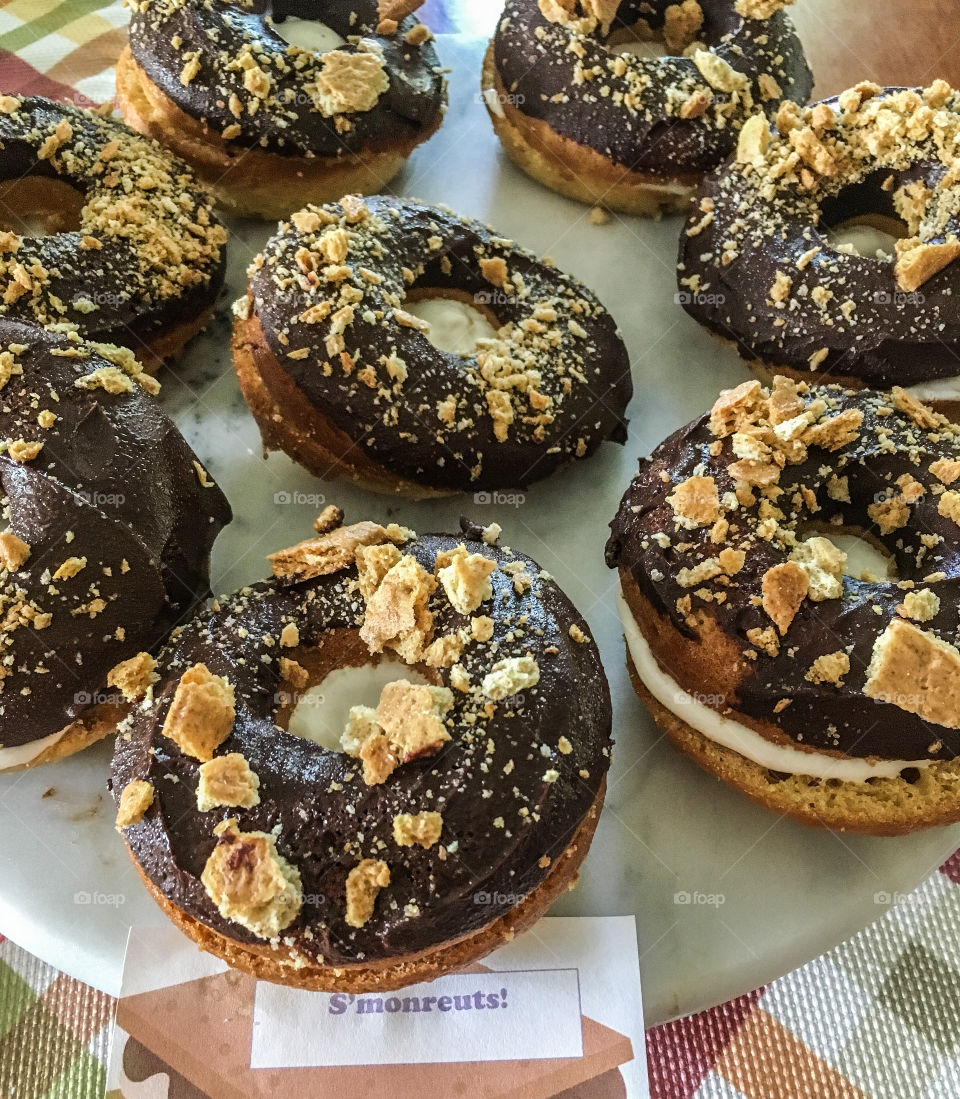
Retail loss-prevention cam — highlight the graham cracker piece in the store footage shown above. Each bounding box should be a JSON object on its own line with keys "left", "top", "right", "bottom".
{"left": 345, "top": 859, "right": 390, "bottom": 928}
{"left": 804, "top": 651, "right": 849, "bottom": 686}
{"left": 667, "top": 475, "right": 720, "bottom": 527}
{"left": 115, "top": 779, "right": 154, "bottom": 829}
{"left": 196, "top": 753, "right": 261, "bottom": 812}
{"left": 309, "top": 48, "right": 389, "bottom": 117}
{"left": 891, "top": 388, "right": 947, "bottom": 430}
{"left": 895, "top": 239, "right": 960, "bottom": 293}
{"left": 359, "top": 553, "right": 437, "bottom": 663}
{"left": 435, "top": 544, "right": 497, "bottom": 614}
{"left": 898, "top": 589, "right": 940, "bottom": 622}
{"left": 268, "top": 521, "right": 395, "bottom": 581}
{"left": 735, "top": 0, "right": 794, "bottom": 16}
{"left": 761, "top": 561, "right": 809, "bottom": 634}
{"left": 393, "top": 810, "right": 443, "bottom": 848}
{"left": 790, "top": 537, "right": 845, "bottom": 601}
{"left": 482, "top": 655, "right": 540, "bottom": 700}
{"left": 162, "top": 664, "right": 236, "bottom": 762}
{"left": 201, "top": 819, "right": 302, "bottom": 940}
{"left": 709, "top": 380, "right": 765, "bottom": 437}
{"left": 0, "top": 531, "right": 29, "bottom": 571}
{"left": 929, "top": 458, "right": 960, "bottom": 485}
{"left": 663, "top": 1, "right": 704, "bottom": 52}
{"left": 864, "top": 618, "right": 960, "bottom": 730}
{"left": 107, "top": 652, "right": 158, "bottom": 701}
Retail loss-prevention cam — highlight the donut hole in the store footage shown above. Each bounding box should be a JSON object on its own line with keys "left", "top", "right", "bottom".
{"left": 275, "top": 628, "right": 433, "bottom": 753}
{"left": 404, "top": 287, "right": 501, "bottom": 356}
{"left": 796, "top": 523, "right": 899, "bottom": 582}
{"left": 0, "top": 175, "right": 85, "bottom": 237}
{"left": 270, "top": 13, "right": 346, "bottom": 54}
{"left": 606, "top": 24, "right": 669, "bottom": 59}
{"left": 820, "top": 173, "right": 910, "bottom": 260}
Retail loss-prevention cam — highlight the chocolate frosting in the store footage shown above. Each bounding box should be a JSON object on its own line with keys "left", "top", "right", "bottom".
{"left": 606, "top": 382, "right": 960, "bottom": 763}
{"left": 0, "top": 96, "right": 226, "bottom": 348}
{"left": 127, "top": 0, "right": 445, "bottom": 157}
{"left": 246, "top": 195, "right": 632, "bottom": 491}
{"left": 0, "top": 321, "right": 231, "bottom": 750}
{"left": 678, "top": 87, "right": 960, "bottom": 386}
{"left": 492, "top": 0, "right": 812, "bottom": 177}
{"left": 112, "top": 526, "right": 612, "bottom": 964}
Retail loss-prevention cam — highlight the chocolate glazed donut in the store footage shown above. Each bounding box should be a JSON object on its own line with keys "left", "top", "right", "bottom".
{"left": 607, "top": 376, "right": 960, "bottom": 834}
{"left": 483, "top": 0, "right": 812, "bottom": 216}
{"left": 112, "top": 517, "right": 612, "bottom": 990}
{"left": 0, "top": 95, "right": 226, "bottom": 369}
{"left": 0, "top": 320, "right": 231, "bottom": 773}
{"left": 233, "top": 195, "right": 632, "bottom": 496}
{"left": 678, "top": 83, "right": 960, "bottom": 405}
{"left": 118, "top": 0, "right": 446, "bottom": 219}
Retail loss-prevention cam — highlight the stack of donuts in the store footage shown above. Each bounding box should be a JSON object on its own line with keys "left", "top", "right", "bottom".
{"left": 0, "top": 0, "right": 958, "bottom": 1001}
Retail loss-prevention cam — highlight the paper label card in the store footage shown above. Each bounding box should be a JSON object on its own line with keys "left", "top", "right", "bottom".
{"left": 107, "top": 916, "right": 649, "bottom": 1099}
{"left": 252, "top": 968, "right": 584, "bottom": 1067}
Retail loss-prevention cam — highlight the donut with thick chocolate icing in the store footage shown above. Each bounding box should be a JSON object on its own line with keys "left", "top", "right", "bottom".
{"left": 117, "top": 0, "right": 447, "bottom": 219}
{"left": 483, "top": 0, "right": 812, "bottom": 216}
{"left": 0, "top": 320, "right": 231, "bottom": 773}
{"left": 233, "top": 194, "right": 632, "bottom": 496}
{"left": 0, "top": 95, "right": 227, "bottom": 370}
{"left": 112, "top": 514, "right": 611, "bottom": 990}
{"left": 607, "top": 375, "right": 960, "bottom": 834}
{"left": 678, "top": 82, "right": 960, "bottom": 404}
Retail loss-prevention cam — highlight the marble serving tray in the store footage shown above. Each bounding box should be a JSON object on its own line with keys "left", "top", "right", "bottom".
{"left": 0, "top": 37, "right": 957, "bottom": 1026}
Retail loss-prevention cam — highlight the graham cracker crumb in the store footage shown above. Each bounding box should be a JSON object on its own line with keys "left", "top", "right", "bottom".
{"left": 898, "top": 589, "right": 940, "bottom": 623}
{"left": 482, "top": 655, "right": 540, "bottom": 700}
{"left": 115, "top": 779, "right": 154, "bottom": 829}
{"left": 393, "top": 810, "right": 443, "bottom": 848}
{"left": 761, "top": 560, "right": 809, "bottom": 634}
{"left": 345, "top": 859, "right": 390, "bottom": 928}
{"left": 804, "top": 650, "right": 849, "bottom": 686}
{"left": 436, "top": 544, "right": 497, "bottom": 614}
{"left": 0, "top": 531, "right": 30, "bottom": 571}
{"left": 308, "top": 47, "right": 389, "bottom": 117}
{"left": 668, "top": 475, "right": 720, "bottom": 527}
{"left": 359, "top": 553, "right": 437, "bottom": 663}
{"left": 107, "top": 652, "right": 157, "bottom": 701}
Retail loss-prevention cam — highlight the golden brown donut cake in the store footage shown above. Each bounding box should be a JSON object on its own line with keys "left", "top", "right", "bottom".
{"left": 607, "top": 376, "right": 960, "bottom": 834}
{"left": 0, "top": 95, "right": 226, "bottom": 370}
{"left": 0, "top": 320, "right": 231, "bottom": 774}
{"left": 112, "top": 514, "right": 612, "bottom": 990}
{"left": 233, "top": 195, "right": 632, "bottom": 496}
{"left": 678, "top": 83, "right": 960, "bottom": 416}
{"left": 483, "top": 0, "right": 812, "bottom": 216}
{"left": 117, "top": 0, "right": 446, "bottom": 219}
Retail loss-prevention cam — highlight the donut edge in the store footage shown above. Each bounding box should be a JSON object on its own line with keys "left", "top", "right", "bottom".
{"left": 623, "top": 649, "right": 960, "bottom": 836}
{"left": 116, "top": 46, "right": 435, "bottom": 221}
{"left": 123, "top": 779, "right": 606, "bottom": 992}
{"left": 481, "top": 42, "right": 697, "bottom": 217}
{"left": 0, "top": 702, "right": 124, "bottom": 774}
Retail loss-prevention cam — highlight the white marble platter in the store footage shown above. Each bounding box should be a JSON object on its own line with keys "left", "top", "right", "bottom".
{"left": 1, "top": 37, "right": 958, "bottom": 1026}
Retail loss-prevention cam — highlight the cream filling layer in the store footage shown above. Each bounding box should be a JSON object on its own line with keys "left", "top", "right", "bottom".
{"left": 907, "top": 375, "right": 960, "bottom": 402}
{"left": 0, "top": 727, "right": 68, "bottom": 770}
{"left": 616, "top": 588, "right": 932, "bottom": 782}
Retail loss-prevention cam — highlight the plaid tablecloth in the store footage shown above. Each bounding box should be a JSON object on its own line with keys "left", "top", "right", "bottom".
{"left": 2, "top": 2, "right": 960, "bottom": 1097}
